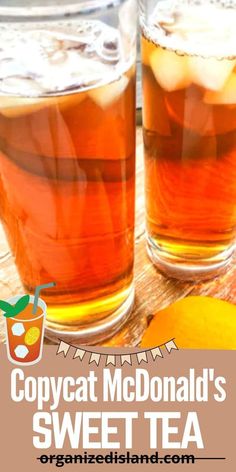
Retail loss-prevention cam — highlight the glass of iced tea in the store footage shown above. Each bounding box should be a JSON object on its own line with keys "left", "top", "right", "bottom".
{"left": 0, "top": 0, "right": 136, "bottom": 343}
{"left": 140, "top": 0, "right": 236, "bottom": 280}
{"left": 4, "top": 295, "right": 46, "bottom": 366}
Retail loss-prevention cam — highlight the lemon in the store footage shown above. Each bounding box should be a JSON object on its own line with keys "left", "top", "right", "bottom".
{"left": 25, "top": 327, "right": 40, "bottom": 346}
{"left": 141, "top": 296, "right": 236, "bottom": 350}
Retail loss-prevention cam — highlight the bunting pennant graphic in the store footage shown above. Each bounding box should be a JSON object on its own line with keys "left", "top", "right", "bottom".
{"left": 121, "top": 354, "right": 132, "bottom": 366}
{"left": 137, "top": 351, "right": 148, "bottom": 364}
{"left": 89, "top": 353, "right": 101, "bottom": 366}
{"left": 106, "top": 355, "right": 116, "bottom": 366}
{"left": 151, "top": 347, "right": 163, "bottom": 361}
{"left": 165, "top": 340, "right": 179, "bottom": 354}
{"left": 73, "top": 348, "right": 86, "bottom": 361}
{"left": 56, "top": 338, "right": 178, "bottom": 366}
{"left": 56, "top": 341, "right": 71, "bottom": 357}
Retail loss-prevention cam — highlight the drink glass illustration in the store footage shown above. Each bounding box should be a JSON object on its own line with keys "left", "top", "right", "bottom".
{"left": 0, "top": 0, "right": 137, "bottom": 343}
{"left": 4, "top": 295, "right": 46, "bottom": 366}
{"left": 140, "top": 0, "right": 236, "bottom": 280}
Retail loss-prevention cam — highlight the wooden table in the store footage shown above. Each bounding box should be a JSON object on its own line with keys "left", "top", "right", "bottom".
{"left": 0, "top": 128, "right": 235, "bottom": 345}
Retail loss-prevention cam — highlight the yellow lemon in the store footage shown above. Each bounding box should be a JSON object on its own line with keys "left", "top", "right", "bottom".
{"left": 141, "top": 296, "right": 236, "bottom": 350}
{"left": 25, "top": 327, "right": 41, "bottom": 346}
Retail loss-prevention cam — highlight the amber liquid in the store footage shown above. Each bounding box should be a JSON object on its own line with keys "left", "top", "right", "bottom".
{"left": 0, "top": 70, "right": 136, "bottom": 327}
{"left": 142, "top": 34, "right": 236, "bottom": 267}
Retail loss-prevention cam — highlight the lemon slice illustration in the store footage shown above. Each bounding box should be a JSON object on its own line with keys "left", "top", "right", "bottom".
{"left": 25, "top": 327, "right": 40, "bottom": 346}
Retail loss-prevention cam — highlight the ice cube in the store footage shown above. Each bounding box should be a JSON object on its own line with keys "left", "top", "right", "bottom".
{"left": 12, "top": 323, "right": 25, "bottom": 337}
{"left": 0, "top": 91, "right": 86, "bottom": 118}
{"left": 96, "top": 33, "right": 121, "bottom": 65}
{"left": 0, "top": 27, "right": 112, "bottom": 95}
{"left": 89, "top": 75, "right": 129, "bottom": 108}
{"left": 152, "top": 3, "right": 236, "bottom": 62}
{"left": 49, "top": 50, "right": 67, "bottom": 65}
{"left": 157, "top": 4, "right": 236, "bottom": 39}
{"left": 150, "top": 48, "right": 191, "bottom": 92}
{"left": 204, "top": 73, "right": 236, "bottom": 105}
{"left": 1, "top": 77, "right": 45, "bottom": 96}
{"left": 27, "top": 29, "right": 61, "bottom": 52}
{"left": 39, "top": 52, "right": 111, "bottom": 94}
{"left": 157, "top": 4, "right": 221, "bottom": 37}
{"left": 189, "top": 57, "right": 235, "bottom": 92}
{"left": 0, "top": 59, "right": 27, "bottom": 80}
{"left": 14, "top": 345, "right": 29, "bottom": 359}
{"left": 0, "top": 95, "right": 49, "bottom": 118}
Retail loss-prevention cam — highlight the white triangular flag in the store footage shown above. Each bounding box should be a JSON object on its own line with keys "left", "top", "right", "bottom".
{"left": 57, "top": 341, "right": 70, "bottom": 357}
{"left": 137, "top": 351, "right": 148, "bottom": 364}
{"left": 89, "top": 353, "right": 101, "bottom": 366}
{"left": 106, "top": 355, "right": 116, "bottom": 366}
{"left": 151, "top": 347, "right": 163, "bottom": 360}
{"left": 165, "top": 340, "right": 178, "bottom": 354}
{"left": 73, "top": 348, "right": 86, "bottom": 361}
{"left": 121, "top": 354, "right": 132, "bottom": 365}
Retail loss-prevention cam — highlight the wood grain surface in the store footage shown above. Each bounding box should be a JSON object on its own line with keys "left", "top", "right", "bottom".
{"left": 0, "top": 128, "right": 235, "bottom": 345}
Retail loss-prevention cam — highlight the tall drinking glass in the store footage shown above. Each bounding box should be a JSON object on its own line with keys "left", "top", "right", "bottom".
{"left": 0, "top": 0, "right": 136, "bottom": 343}
{"left": 140, "top": 0, "right": 236, "bottom": 280}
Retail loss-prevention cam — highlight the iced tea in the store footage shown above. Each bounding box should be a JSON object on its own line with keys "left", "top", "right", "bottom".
{"left": 0, "top": 19, "right": 136, "bottom": 335}
{"left": 5, "top": 296, "right": 46, "bottom": 365}
{"left": 141, "top": 0, "right": 236, "bottom": 279}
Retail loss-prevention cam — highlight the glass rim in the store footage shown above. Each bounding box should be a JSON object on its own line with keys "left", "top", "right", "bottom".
{"left": 4, "top": 294, "right": 46, "bottom": 321}
{"left": 6, "top": 312, "right": 45, "bottom": 322}
{"left": 0, "top": 0, "right": 123, "bottom": 20}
